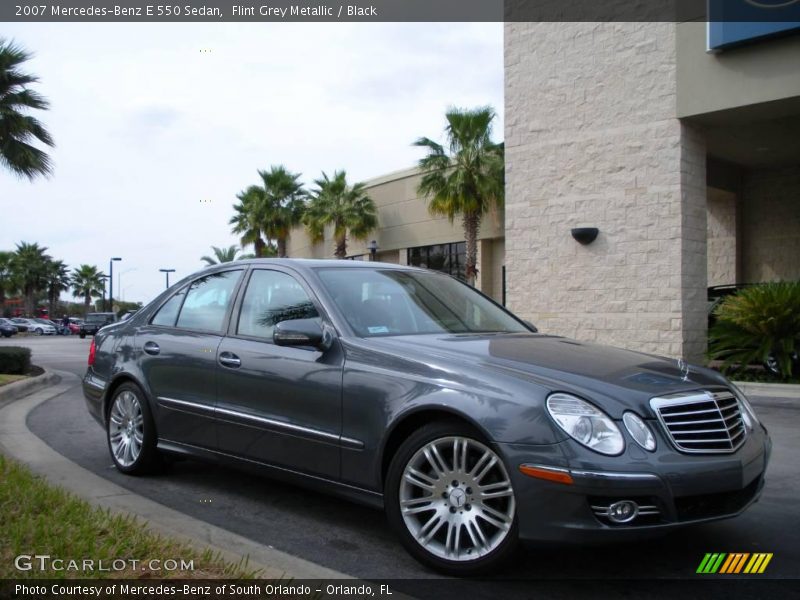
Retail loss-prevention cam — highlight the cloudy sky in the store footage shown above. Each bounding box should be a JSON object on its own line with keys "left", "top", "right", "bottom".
{"left": 1, "top": 23, "right": 503, "bottom": 303}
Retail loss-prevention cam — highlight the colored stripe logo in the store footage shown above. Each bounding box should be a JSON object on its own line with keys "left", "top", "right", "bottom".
{"left": 697, "top": 553, "right": 773, "bottom": 574}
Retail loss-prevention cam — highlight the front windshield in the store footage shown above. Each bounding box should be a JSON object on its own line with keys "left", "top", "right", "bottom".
{"left": 317, "top": 267, "right": 529, "bottom": 337}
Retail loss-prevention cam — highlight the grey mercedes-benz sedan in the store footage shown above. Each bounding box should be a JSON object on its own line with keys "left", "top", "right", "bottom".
{"left": 83, "top": 259, "right": 770, "bottom": 574}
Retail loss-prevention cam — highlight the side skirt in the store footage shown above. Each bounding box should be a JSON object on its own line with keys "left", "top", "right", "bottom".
{"left": 156, "top": 439, "right": 385, "bottom": 510}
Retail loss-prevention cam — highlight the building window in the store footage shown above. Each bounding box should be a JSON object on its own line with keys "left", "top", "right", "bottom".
{"left": 407, "top": 242, "right": 466, "bottom": 280}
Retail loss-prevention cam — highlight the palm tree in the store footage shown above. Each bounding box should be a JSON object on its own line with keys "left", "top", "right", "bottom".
{"left": 0, "top": 250, "right": 15, "bottom": 308}
{"left": 201, "top": 245, "right": 242, "bottom": 265}
{"left": 258, "top": 165, "right": 306, "bottom": 258}
{"left": 44, "top": 259, "right": 70, "bottom": 318}
{"left": 230, "top": 186, "right": 269, "bottom": 258}
{"left": 414, "top": 106, "right": 504, "bottom": 284}
{"left": 71, "top": 264, "right": 105, "bottom": 312}
{"left": 0, "top": 39, "right": 55, "bottom": 180}
{"left": 303, "top": 170, "right": 377, "bottom": 259}
{"left": 11, "top": 241, "right": 51, "bottom": 315}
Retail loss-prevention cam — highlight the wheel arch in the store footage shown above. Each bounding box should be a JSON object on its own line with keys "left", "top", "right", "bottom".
{"left": 379, "top": 407, "right": 491, "bottom": 489}
{"left": 102, "top": 373, "right": 153, "bottom": 423}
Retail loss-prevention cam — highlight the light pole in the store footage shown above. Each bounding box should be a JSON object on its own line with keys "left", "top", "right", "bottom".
{"left": 99, "top": 274, "right": 109, "bottom": 313}
{"left": 108, "top": 257, "right": 121, "bottom": 312}
{"left": 159, "top": 268, "right": 176, "bottom": 290}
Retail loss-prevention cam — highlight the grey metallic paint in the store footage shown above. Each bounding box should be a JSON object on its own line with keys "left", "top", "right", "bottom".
{"left": 83, "top": 259, "right": 771, "bottom": 542}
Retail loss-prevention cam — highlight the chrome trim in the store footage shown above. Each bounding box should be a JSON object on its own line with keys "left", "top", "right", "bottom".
{"left": 570, "top": 469, "right": 660, "bottom": 482}
{"left": 157, "top": 396, "right": 364, "bottom": 449}
{"left": 650, "top": 388, "right": 746, "bottom": 454}
{"left": 157, "top": 396, "right": 215, "bottom": 414}
{"left": 84, "top": 376, "right": 106, "bottom": 390}
{"left": 591, "top": 503, "right": 661, "bottom": 519}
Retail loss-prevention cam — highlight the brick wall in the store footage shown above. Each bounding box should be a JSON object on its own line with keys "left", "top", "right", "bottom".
{"left": 741, "top": 166, "right": 800, "bottom": 283}
{"left": 505, "top": 22, "right": 708, "bottom": 360}
{"left": 707, "top": 187, "right": 738, "bottom": 286}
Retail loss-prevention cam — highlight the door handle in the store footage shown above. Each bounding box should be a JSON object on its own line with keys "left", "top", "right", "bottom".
{"left": 143, "top": 341, "right": 160, "bottom": 356}
{"left": 218, "top": 351, "right": 241, "bottom": 368}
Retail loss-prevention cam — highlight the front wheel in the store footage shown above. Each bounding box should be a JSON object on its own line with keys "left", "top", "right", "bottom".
{"left": 385, "top": 421, "right": 518, "bottom": 575}
{"left": 79, "top": 332, "right": 86, "bottom": 339}
{"left": 35, "top": 328, "right": 43, "bottom": 335}
{"left": 107, "top": 382, "right": 160, "bottom": 474}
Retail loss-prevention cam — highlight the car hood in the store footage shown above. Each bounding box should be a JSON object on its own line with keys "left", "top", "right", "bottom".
{"left": 357, "top": 333, "right": 729, "bottom": 418}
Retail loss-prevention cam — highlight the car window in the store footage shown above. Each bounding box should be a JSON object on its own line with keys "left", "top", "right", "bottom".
{"left": 237, "top": 270, "right": 319, "bottom": 340}
{"left": 152, "top": 291, "right": 186, "bottom": 327}
{"left": 176, "top": 270, "right": 243, "bottom": 332}
{"left": 317, "top": 268, "right": 529, "bottom": 337}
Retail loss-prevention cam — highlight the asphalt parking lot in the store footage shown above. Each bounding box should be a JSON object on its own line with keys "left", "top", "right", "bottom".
{"left": 3, "top": 336, "right": 799, "bottom": 598}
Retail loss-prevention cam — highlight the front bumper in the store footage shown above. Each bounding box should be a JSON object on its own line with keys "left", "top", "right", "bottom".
{"left": 498, "top": 424, "right": 771, "bottom": 543}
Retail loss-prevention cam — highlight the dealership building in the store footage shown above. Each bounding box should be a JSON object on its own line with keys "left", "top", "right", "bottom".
{"left": 289, "top": 20, "right": 800, "bottom": 362}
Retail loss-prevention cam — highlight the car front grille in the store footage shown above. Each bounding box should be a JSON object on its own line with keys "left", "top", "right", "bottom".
{"left": 650, "top": 389, "right": 746, "bottom": 454}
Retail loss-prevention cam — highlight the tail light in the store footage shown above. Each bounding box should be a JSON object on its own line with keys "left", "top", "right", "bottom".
{"left": 88, "top": 338, "right": 96, "bottom": 366}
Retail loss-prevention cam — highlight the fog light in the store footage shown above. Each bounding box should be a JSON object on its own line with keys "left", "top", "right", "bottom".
{"left": 607, "top": 500, "right": 639, "bottom": 523}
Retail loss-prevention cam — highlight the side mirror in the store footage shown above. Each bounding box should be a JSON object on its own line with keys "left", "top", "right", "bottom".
{"left": 523, "top": 320, "right": 538, "bottom": 333}
{"left": 274, "top": 318, "right": 327, "bottom": 349}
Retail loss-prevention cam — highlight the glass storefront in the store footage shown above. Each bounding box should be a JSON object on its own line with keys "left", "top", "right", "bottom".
{"left": 407, "top": 242, "right": 467, "bottom": 280}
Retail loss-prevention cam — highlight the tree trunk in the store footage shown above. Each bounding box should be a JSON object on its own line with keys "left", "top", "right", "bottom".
{"left": 277, "top": 237, "right": 287, "bottom": 258}
{"left": 463, "top": 212, "right": 481, "bottom": 286}
{"left": 85, "top": 292, "right": 91, "bottom": 313}
{"left": 254, "top": 237, "right": 266, "bottom": 258}
{"left": 24, "top": 286, "right": 34, "bottom": 316}
{"left": 334, "top": 233, "right": 347, "bottom": 259}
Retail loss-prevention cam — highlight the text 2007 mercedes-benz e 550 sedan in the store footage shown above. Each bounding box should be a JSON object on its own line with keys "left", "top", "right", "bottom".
{"left": 83, "top": 260, "right": 771, "bottom": 574}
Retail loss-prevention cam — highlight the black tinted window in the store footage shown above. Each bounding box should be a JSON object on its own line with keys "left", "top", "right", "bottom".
{"left": 237, "top": 270, "right": 319, "bottom": 340}
{"left": 151, "top": 291, "right": 186, "bottom": 327}
{"left": 176, "top": 271, "right": 242, "bottom": 332}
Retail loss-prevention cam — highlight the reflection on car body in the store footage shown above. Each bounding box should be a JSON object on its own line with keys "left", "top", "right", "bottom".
{"left": 83, "top": 259, "right": 771, "bottom": 575}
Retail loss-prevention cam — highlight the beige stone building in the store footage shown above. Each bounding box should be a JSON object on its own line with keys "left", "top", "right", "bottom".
{"left": 289, "top": 22, "right": 799, "bottom": 363}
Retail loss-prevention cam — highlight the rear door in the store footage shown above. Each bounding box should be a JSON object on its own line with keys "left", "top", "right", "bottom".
{"left": 136, "top": 269, "right": 244, "bottom": 450}
{"left": 215, "top": 267, "right": 345, "bottom": 479}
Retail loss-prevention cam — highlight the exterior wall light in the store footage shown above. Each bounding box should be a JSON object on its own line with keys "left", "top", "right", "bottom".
{"left": 571, "top": 227, "right": 599, "bottom": 245}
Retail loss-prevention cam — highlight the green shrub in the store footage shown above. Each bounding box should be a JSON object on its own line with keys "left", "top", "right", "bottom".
{"left": 709, "top": 282, "right": 800, "bottom": 380}
{"left": 0, "top": 347, "right": 32, "bottom": 375}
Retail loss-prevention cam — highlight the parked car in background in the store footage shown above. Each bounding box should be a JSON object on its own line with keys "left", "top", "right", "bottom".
{"left": 12, "top": 318, "right": 55, "bottom": 335}
{"left": 68, "top": 318, "right": 84, "bottom": 335}
{"left": 119, "top": 310, "right": 139, "bottom": 322}
{"left": 84, "top": 260, "right": 771, "bottom": 575}
{"left": 36, "top": 318, "right": 70, "bottom": 336}
{"left": 0, "top": 318, "right": 19, "bottom": 338}
{"left": 79, "top": 313, "right": 117, "bottom": 338}
{"left": 9, "top": 318, "right": 30, "bottom": 332}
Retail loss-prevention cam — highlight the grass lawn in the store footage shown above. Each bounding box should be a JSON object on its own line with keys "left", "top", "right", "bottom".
{"left": 0, "top": 454, "right": 259, "bottom": 579}
{"left": 0, "top": 374, "right": 27, "bottom": 386}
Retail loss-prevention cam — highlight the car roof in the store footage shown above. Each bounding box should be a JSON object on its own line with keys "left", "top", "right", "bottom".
{"left": 195, "top": 258, "right": 422, "bottom": 278}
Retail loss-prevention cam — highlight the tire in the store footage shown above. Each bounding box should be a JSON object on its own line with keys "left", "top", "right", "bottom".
{"left": 106, "top": 382, "right": 160, "bottom": 475}
{"left": 79, "top": 332, "right": 86, "bottom": 339}
{"left": 35, "top": 328, "right": 43, "bottom": 336}
{"left": 385, "top": 420, "right": 519, "bottom": 575}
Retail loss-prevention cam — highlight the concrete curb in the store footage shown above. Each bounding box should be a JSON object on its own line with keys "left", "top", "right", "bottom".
{"left": 0, "top": 370, "right": 353, "bottom": 581}
{"left": 0, "top": 367, "right": 61, "bottom": 409}
{"left": 734, "top": 381, "right": 800, "bottom": 400}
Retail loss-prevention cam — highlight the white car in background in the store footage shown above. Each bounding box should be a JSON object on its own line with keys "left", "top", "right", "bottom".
{"left": 15, "top": 318, "right": 56, "bottom": 335}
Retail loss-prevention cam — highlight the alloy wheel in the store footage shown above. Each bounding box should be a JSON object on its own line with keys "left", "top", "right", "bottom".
{"left": 108, "top": 390, "right": 144, "bottom": 467}
{"left": 399, "top": 436, "right": 516, "bottom": 562}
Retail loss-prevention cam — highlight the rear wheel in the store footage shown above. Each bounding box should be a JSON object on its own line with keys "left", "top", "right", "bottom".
{"left": 79, "top": 332, "right": 86, "bottom": 339}
{"left": 107, "top": 382, "right": 160, "bottom": 474}
{"left": 385, "top": 420, "right": 518, "bottom": 575}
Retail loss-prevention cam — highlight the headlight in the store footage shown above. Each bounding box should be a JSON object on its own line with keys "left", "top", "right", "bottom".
{"left": 546, "top": 393, "right": 624, "bottom": 455}
{"left": 729, "top": 383, "right": 759, "bottom": 431}
{"left": 623, "top": 412, "right": 656, "bottom": 451}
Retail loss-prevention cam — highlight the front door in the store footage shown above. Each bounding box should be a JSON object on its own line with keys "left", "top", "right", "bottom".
{"left": 215, "top": 268, "right": 344, "bottom": 479}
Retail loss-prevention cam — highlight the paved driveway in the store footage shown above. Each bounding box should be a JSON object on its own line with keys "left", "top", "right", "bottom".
{"left": 3, "top": 336, "right": 799, "bottom": 598}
